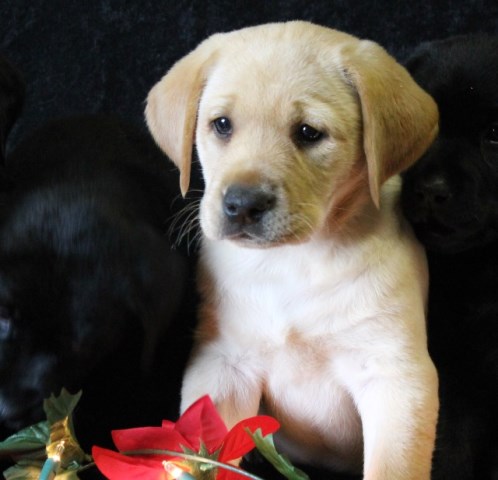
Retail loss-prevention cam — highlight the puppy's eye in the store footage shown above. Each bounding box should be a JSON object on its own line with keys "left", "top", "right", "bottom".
{"left": 295, "top": 124, "right": 323, "bottom": 145}
{"left": 212, "top": 117, "right": 232, "bottom": 138}
{"left": 484, "top": 124, "right": 498, "bottom": 145}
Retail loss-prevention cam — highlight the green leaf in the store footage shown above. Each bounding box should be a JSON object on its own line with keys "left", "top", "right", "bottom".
{"left": 3, "top": 461, "right": 42, "bottom": 480}
{"left": 181, "top": 442, "right": 218, "bottom": 479}
{"left": 43, "top": 389, "right": 82, "bottom": 435}
{"left": 54, "top": 469, "right": 82, "bottom": 479}
{"left": 247, "top": 429, "right": 310, "bottom": 480}
{"left": 0, "top": 389, "right": 82, "bottom": 460}
{"left": 3, "top": 461, "right": 81, "bottom": 480}
{"left": 0, "top": 422, "right": 49, "bottom": 457}
{"left": 1, "top": 390, "right": 92, "bottom": 480}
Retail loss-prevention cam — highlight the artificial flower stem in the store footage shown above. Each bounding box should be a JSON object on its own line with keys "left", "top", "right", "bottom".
{"left": 123, "top": 449, "right": 266, "bottom": 480}
{"left": 175, "top": 453, "right": 263, "bottom": 480}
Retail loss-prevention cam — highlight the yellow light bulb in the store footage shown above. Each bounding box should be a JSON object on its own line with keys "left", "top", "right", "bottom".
{"left": 162, "top": 461, "right": 196, "bottom": 480}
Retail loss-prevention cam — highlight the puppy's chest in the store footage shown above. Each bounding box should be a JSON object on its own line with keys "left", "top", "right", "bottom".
{"left": 203, "top": 241, "right": 368, "bottom": 440}
{"left": 204, "top": 240, "right": 373, "bottom": 344}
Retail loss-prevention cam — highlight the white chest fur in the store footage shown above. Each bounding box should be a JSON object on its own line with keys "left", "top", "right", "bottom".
{"left": 206, "top": 235, "right": 386, "bottom": 340}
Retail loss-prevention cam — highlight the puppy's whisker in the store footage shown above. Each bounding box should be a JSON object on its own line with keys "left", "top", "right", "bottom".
{"left": 287, "top": 212, "right": 315, "bottom": 241}
{"left": 168, "top": 201, "right": 197, "bottom": 233}
{"left": 182, "top": 215, "right": 201, "bottom": 244}
{"left": 187, "top": 229, "right": 204, "bottom": 252}
{"left": 167, "top": 200, "right": 201, "bottom": 250}
{"left": 176, "top": 217, "right": 201, "bottom": 250}
{"left": 294, "top": 213, "right": 314, "bottom": 231}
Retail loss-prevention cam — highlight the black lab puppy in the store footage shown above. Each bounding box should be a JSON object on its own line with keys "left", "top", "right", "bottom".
{"left": 401, "top": 35, "right": 498, "bottom": 480}
{"left": 0, "top": 115, "right": 189, "bottom": 440}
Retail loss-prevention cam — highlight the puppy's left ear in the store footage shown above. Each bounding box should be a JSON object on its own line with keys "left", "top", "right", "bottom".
{"left": 145, "top": 35, "right": 223, "bottom": 197}
{"left": 342, "top": 41, "right": 438, "bottom": 207}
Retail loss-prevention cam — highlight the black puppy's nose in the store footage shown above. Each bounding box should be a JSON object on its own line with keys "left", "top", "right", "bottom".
{"left": 415, "top": 176, "right": 452, "bottom": 206}
{"left": 223, "top": 184, "right": 276, "bottom": 225}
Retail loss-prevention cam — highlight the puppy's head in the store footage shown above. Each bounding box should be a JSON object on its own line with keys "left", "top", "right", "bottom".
{"left": 401, "top": 34, "right": 498, "bottom": 253}
{"left": 147, "top": 21, "right": 438, "bottom": 247}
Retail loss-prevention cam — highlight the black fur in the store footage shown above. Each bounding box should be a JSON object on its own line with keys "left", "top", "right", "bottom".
{"left": 402, "top": 34, "right": 498, "bottom": 480}
{"left": 0, "top": 114, "right": 189, "bottom": 437}
{"left": 0, "top": 54, "right": 24, "bottom": 189}
{"left": 0, "top": 54, "right": 24, "bottom": 159}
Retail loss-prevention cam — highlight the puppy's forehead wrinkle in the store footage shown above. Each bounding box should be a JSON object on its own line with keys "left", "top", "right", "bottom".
{"left": 206, "top": 95, "right": 236, "bottom": 120}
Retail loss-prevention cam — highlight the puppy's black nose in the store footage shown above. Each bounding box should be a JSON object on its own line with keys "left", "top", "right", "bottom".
{"left": 223, "top": 184, "right": 276, "bottom": 225}
{"left": 415, "top": 176, "right": 452, "bottom": 207}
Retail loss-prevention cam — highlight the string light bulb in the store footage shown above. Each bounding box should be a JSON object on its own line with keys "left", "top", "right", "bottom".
{"left": 162, "top": 460, "right": 196, "bottom": 480}
{"left": 38, "top": 440, "right": 65, "bottom": 480}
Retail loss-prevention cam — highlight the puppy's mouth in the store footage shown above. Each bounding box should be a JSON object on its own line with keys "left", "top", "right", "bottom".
{"left": 222, "top": 224, "right": 282, "bottom": 248}
{"left": 224, "top": 229, "right": 262, "bottom": 243}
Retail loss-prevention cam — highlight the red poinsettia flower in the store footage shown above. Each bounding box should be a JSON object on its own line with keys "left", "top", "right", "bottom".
{"left": 92, "top": 395, "right": 279, "bottom": 480}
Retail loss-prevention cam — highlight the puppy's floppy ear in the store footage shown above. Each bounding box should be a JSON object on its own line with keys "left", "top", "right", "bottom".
{"left": 341, "top": 41, "right": 438, "bottom": 207}
{"left": 145, "top": 36, "right": 222, "bottom": 196}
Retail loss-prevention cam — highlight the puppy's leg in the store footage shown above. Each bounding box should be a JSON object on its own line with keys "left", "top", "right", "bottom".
{"left": 345, "top": 354, "right": 438, "bottom": 480}
{"left": 181, "top": 342, "right": 263, "bottom": 430}
{"left": 181, "top": 343, "right": 263, "bottom": 468}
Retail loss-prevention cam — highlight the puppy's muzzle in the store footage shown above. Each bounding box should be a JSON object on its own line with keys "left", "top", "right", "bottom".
{"left": 222, "top": 183, "right": 276, "bottom": 239}
{"left": 414, "top": 175, "right": 452, "bottom": 212}
{"left": 409, "top": 174, "right": 454, "bottom": 228}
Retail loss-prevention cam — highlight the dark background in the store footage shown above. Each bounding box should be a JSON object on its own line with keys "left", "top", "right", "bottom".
{"left": 2, "top": 0, "right": 498, "bottom": 153}
{"left": 1, "top": 1, "right": 497, "bottom": 479}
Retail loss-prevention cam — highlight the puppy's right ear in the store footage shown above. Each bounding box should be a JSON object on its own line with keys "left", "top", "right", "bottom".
{"left": 340, "top": 40, "right": 438, "bottom": 208}
{"left": 145, "top": 36, "right": 221, "bottom": 196}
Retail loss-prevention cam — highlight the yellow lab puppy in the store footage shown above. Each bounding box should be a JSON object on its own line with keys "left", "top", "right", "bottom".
{"left": 146, "top": 21, "right": 439, "bottom": 480}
